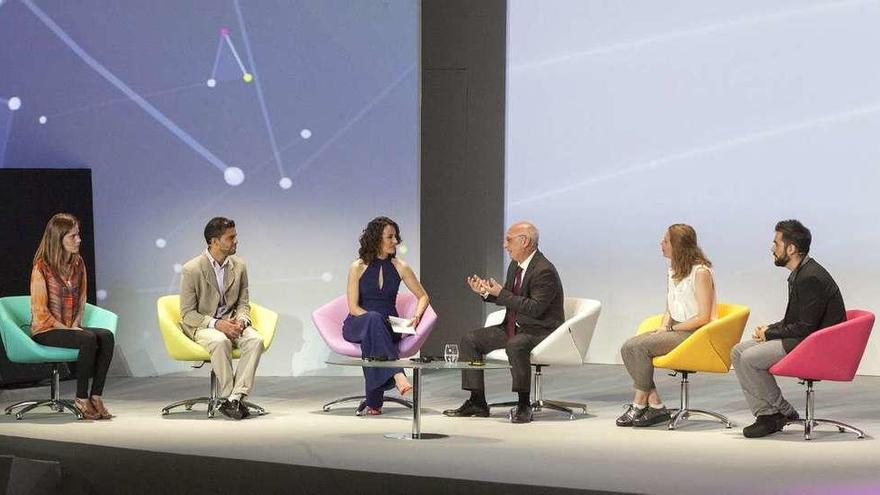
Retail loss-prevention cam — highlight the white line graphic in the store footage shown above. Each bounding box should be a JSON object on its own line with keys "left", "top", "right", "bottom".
{"left": 22, "top": 0, "right": 235, "bottom": 178}
{"left": 512, "top": 0, "right": 880, "bottom": 73}
{"left": 223, "top": 34, "right": 248, "bottom": 76}
{"left": 233, "top": 0, "right": 284, "bottom": 178}
{"left": 512, "top": 102, "right": 880, "bottom": 206}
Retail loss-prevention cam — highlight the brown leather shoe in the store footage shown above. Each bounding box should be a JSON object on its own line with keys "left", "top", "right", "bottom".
{"left": 90, "top": 396, "right": 112, "bottom": 419}
{"left": 74, "top": 398, "right": 101, "bottom": 420}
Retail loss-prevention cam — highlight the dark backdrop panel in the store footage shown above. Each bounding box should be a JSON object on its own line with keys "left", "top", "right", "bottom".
{"left": 420, "top": 1, "right": 507, "bottom": 354}
{"left": 0, "top": 168, "right": 96, "bottom": 386}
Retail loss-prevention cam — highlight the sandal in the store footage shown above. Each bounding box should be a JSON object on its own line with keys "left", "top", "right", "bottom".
{"left": 90, "top": 396, "right": 113, "bottom": 419}
{"left": 74, "top": 398, "right": 101, "bottom": 420}
{"left": 394, "top": 373, "right": 413, "bottom": 396}
{"left": 365, "top": 407, "right": 383, "bottom": 415}
{"left": 396, "top": 382, "right": 413, "bottom": 396}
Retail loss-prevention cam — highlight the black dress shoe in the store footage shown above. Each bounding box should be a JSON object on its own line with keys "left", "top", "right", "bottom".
{"left": 220, "top": 399, "right": 244, "bottom": 420}
{"left": 510, "top": 404, "right": 533, "bottom": 424}
{"left": 615, "top": 404, "right": 646, "bottom": 427}
{"left": 785, "top": 410, "right": 800, "bottom": 422}
{"left": 442, "top": 399, "right": 490, "bottom": 417}
{"left": 743, "top": 413, "right": 786, "bottom": 438}
{"left": 632, "top": 406, "right": 671, "bottom": 427}
{"left": 237, "top": 400, "right": 251, "bottom": 419}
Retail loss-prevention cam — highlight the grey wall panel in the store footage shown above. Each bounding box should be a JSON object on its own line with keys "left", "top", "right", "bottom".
{"left": 421, "top": 0, "right": 506, "bottom": 354}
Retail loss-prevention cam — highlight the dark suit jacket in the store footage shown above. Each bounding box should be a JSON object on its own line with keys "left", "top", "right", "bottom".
{"left": 764, "top": 257, "right": 845, "bottom": 353}
{"left": 485, "top": 250, "right": 564, "bottom": 335}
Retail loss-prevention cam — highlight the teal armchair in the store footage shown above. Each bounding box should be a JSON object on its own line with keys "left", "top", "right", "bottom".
{"left": 0, "top": 295, "right": 118, "bottom": 420}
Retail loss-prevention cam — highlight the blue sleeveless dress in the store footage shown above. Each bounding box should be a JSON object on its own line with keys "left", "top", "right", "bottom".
{"left": 342, "top": 257, "right": 404, "bottom": 409}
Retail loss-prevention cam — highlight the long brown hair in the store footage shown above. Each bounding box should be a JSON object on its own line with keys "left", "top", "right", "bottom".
{"left": 668, "top": 223, "right": 711, "bottom": 282}
{"left": 33, "top": 213, "right": 80, "bottom": 277}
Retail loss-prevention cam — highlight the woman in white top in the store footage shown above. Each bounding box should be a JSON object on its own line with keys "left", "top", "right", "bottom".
{"left": 617, "top": 224, "right": 717, "bottom": 427}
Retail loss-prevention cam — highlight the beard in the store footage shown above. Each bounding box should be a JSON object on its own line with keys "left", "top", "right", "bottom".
{"left": 773, "top": 252, "right": 789, "bottom": 267}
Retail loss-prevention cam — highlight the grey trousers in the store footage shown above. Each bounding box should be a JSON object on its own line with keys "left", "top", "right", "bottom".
{"left": 620, "top": 330, "right": 693, "bottom": 392}
{"left": 731, "top": 340, "right": 796, "bottom": 417}
{"left": 195, "top": 326, "right": 264, "bottom": 398}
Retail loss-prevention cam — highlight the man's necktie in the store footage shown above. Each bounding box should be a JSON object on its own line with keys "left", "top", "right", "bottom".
{"left": 505, "top": 266, "right": 523, "bottom": 338}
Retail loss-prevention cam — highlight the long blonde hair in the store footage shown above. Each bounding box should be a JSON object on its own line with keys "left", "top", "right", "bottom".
{"left": 668, "top": 223, "right": 711, "bottom": 282}
{"left": 33, "top": 213, "right": 79, "bottom": 277}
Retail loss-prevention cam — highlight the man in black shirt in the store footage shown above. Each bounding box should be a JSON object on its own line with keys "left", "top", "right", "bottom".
{"left": 731, "top": 220, "right": 845, "bottom": 438}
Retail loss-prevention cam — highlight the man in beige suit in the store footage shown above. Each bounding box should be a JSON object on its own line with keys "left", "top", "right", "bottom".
{"left": 180, "top": 217, "right": 263, "bottom": 420}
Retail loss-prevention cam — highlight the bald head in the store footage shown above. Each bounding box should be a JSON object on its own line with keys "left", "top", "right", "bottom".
{"left": 505, "top": 221, "right": 539, "bottom": 262}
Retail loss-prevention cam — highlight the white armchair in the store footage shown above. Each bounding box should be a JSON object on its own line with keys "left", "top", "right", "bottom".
{"left": 485, "top": 297, "right": 601, "bottom": 419}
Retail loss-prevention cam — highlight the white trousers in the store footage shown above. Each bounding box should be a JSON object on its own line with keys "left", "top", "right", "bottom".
{"left": 194, "top": 326, "right": 264, "bottom": 398}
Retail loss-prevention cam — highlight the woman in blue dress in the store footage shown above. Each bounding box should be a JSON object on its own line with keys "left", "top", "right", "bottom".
{"left": 343, "top": 217, "right": 430, "bottom": 415}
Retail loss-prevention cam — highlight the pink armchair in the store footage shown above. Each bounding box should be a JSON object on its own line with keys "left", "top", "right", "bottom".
{"left": 312, "top": 293, "right": 438, "bottom": 414}
{"left": 769, "top": 309, "right": 875, "bottom": 440}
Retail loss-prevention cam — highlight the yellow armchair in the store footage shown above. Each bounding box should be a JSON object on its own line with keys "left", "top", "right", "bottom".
{"left": 638, "top": 303, "right": 750, "bottom": 373}
{"left": 157, "top": 295, "right": 279, "bottom": 417}
{"left": 636, "top": 302, "right": 750, "bottom": 429}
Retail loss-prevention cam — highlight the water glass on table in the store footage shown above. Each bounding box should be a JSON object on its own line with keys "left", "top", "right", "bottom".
{"left": 444, "top": 343, "right": 459, "bottom": 363}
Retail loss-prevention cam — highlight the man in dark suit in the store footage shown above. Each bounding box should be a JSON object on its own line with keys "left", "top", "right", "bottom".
{"left": 443, "top": 221, "right": 564, "bottom": 424}
{"left": 731, "top": 219, "right": 845, "bottom": 438}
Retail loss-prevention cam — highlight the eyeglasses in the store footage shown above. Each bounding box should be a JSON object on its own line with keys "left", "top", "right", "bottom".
{"left": 504, "top": 234, "right": 527, "bottom": 243}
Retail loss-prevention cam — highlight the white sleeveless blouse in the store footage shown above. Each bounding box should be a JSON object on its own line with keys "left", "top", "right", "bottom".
{"left": 667, "top": 264, "right": 717, "bottom": 323}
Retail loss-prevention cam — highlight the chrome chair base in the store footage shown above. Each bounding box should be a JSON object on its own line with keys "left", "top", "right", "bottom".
{"left": 666, "top": 371, "right": 732, "bottom": 430}
{"left": 161, "top": 396, "right": 218, "bottom": 417}
{"left": 488, "top": 365, "right": 587, "bottom": 420}
{"left": 786, "top": 379, "right": 866, "bottom": 440}
{"left": 668, "top": 408, "right": 732, "bottom": 430}
{"left": 3, "top": 364, "right": 82, "bottom": 420}
{"left": 322, "top": 395, "right": 413, "bottom": 416}
{"left": 490, "top": 399, "right": 587, "bottom": 420}
{"left": 161, "top": 397, "right": 266, "bottom": 418}
{"left": 160, "top": 370, "right": 267, "bottom": 418}
{"left": 787, "top": 418, "right": 865, "bottom": 441}
{"left": 5, "top": 399, "right": 82, "bottom": 420}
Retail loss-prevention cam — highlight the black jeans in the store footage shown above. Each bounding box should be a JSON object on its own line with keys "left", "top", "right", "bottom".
{"left": 460, "top": 325, "right": 549, "bottom": 393}
{"left": 33, "top": 327, "right": 114, "bottom": 398}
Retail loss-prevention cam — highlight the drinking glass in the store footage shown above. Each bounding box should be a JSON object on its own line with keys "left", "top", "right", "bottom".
{"left": 444, "top": 343, "right": 459, "bottom": 363}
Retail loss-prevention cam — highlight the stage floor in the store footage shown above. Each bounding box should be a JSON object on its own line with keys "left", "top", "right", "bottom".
{"left": 1, "top": 363, "right": 878, "bottom": 495}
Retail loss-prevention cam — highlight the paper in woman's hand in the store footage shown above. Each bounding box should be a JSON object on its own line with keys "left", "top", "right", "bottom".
{"left": 388, "top": 316, "right": 416, "bottom": 334}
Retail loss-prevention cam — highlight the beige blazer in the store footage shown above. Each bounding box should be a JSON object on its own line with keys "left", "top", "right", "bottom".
{"left": 179, "top": 252, "right": 250, "bottom": 340}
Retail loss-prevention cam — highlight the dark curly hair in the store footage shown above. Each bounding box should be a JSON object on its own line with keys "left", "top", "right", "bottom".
{"left": 359, "top": 216, "right": 401, "bottom": 264}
